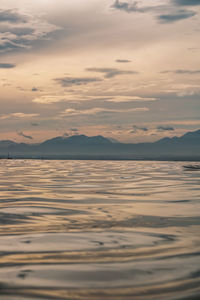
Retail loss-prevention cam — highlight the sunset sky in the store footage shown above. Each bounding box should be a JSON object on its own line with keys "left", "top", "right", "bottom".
{"left": 0, "top": 0, "right": 200, "bottom": 143}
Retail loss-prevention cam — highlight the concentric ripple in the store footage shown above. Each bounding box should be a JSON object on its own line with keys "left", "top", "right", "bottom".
{"left": 0, "top": 159, "right": 200, "bottom": 300}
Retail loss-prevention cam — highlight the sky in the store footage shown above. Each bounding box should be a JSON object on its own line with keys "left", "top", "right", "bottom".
{"left": 0, "top": 0, "right": 200, "bottom": 143}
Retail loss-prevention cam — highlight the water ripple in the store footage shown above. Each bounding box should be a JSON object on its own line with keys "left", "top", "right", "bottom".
{"left": 0, "top": 160, "right": 199, "bottom": 299}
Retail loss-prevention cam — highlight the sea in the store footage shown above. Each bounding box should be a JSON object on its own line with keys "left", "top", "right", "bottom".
{"left": 0, "top": 159, "right": 200, "bottom": 300}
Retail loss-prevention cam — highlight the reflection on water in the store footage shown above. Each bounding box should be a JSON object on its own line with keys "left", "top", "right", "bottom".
{"left": 0, "top": 159, "right": 200, "bottom": 300}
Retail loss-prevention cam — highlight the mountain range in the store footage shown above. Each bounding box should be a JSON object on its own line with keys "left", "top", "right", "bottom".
{"left": 0, "top": 129, "right": 200, "bottom": 160}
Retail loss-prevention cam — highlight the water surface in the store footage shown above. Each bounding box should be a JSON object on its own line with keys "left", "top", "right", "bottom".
{"left": 0, "top": 160, "right": 200, "bottom": 299}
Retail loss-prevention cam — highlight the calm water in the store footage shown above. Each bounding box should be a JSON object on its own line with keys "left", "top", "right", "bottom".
{"left": 0, "top": 160, "right": 200, "bottom": 300}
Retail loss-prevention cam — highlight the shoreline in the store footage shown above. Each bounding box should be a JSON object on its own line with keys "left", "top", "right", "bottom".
{"left": 1, "top": 155, "right": 200, "bottom": 162}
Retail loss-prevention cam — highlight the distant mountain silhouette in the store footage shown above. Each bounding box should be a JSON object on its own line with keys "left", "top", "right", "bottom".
{"left": 41, "top": 134, "right": 112, "bottom": 146}
{"left": 155, "top": 129, "right": 200, "bottom": 146}
{"left": 0, "top": 140, "right": 17, "bottom": 148}
{"left": 0, "top": 130, "right": 199, "bottom": 160}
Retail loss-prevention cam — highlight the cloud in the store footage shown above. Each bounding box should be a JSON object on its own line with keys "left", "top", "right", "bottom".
{"left": 175, "top": 69, "right": 200, "bottom": 74}
{"left": 0, "top": 112, "right": 38, "bottom": 120}
{"left": 157, "top": 120, "right": 200, "bottom": 126}
{"left": 17, "top": 131, "right": 33, "bottom": 140}
{"left": 188, "top": 47, "right": 200, "bottom": 51}
{"left": 55, "top": 76, "right": 102, "bottom": 87}
{"left": 32, "top": 93, "right": 96, "bottom": 104}
{"left": 0, "top": 9, "right": 60, "bottom": 53}
{"left": 158, "top": 10, "right": 196, "bottom": 23}
{"left": 32, "top": 95, "right": 65, "bottom": 104}
{"left": 111, "top": 1, "right": 150, "bottom": 13}
{"left": 70, "top": 128, "right": 79, "bottom": 132}
{"left": 32, "top": 87, "right": 39, "bottom": 92}
{"left": 69, "top": 128, "right": 79, "bottom": 135}
{"left": 60, "top": 106, "right": 148, "bottom": 117}
{"left": 12, "top": 113, "right": 38, "bottom": 118}
{"left": 62, "top": 132, "right": 70, "bottom": 138}
{"left": 106, "top": 96, "right": 157, "bottom": 102}
{"left": 116, "top": 59, "right": 132, "bottom": 63}
{"left": 112, "top": 1, "right": 168, "bottom": 15}
{"left": 0, "top": 9, "right": 27, "bottom": 24}
{"left": 173, "top": 0, "right": 200, "bottom": 6}
{"left": 157, "top": 126, "right": 175, "bottom": 131}
{"left": 31, "top": 122, "right": 39, "bottom": 126}
{"left": 131, "top": 125, "right": 148, "bottom": 133}
{"left": 0, "top": 63, "right": 16, "bottom": 68}
{"left": 61, "top": 108, "right": 103, "bottom": 117}
{"left": 33, "top": 94, "right": 157, "bottom": 105}
{"left": 112, "top": 1, "right": 197, "bottom": 23}
{"left": 86, "top": 67, "right": 138, "bottom": 78}
{"left": 130, "top": 125, "right": 175, "bottom": 135}
{"left": 161, "top": 69, "right": 200, "bottom": 74}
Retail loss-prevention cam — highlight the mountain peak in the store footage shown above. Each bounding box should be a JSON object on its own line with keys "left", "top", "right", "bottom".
{"left": 0, "top": 140, "right": 17, "bottom": 147}
{"left": 182, "top": 129, "right": 200, "bottom": 139}
{"left": 41, "top": 134, "right": 113, "bottom": 146}
{"left": 155, "top": 128, "right": 200, "bottom": 144}
{"left": 66, "top": 134, "right": 112, "bottom": 144}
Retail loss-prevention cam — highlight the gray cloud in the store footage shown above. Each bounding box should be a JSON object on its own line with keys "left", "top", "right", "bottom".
{"left": 112, "top": 1, "right": 168, "bottom": 15}
{"left": 131, "top": 125, "right": 148, "bottom": 133}
{"left": 157, "top": 126, "right": 175, "bottom": 131}
{"left": 0, "top": 63, "right": 15, "bottom": 68}
{"left": 86, "top": 67, "right": 138, "bottom": 78}
{"left": 0, "top": 23, "right": 35, "bottom": 38}
{"left": 70, "top": 128, "right": 79, "bottom": 135}
{"left": 173, "top": 0, "right": 200, "bottom": 6}
{"left": 70, "top": 128, "right": 79, "bottom": 132}
{"left": 158, "top": 9, "right": 196, "bottom": 23}
{"left": 17, "top": 131, "right": 33, "bottom": 140}
{"left": 112, "top": 1, "right": 197, "bottom": 23}
{"left": 161, "top": 69, "right": 200, "bottom": 74}
{"left": 0, "top": 9, "right": 27, "bottom": 24}
{"left": 0, "top": 9, "right": 60, "bottom": 54}
{"left": 112, "top": 1, "right": 150, "bottom": 13}
{"left": 116, "top": 59, "right": 132, "bottom": 63}
{"left": 55, "top": 76, "right": 102, "bottom": 87}
{"left": 188, "top": 47, "right": 200, "bottom": 51}
{"left": 32, "top": 87, "right": 39, "bottom": 92}
{"left": 62, "top": 132, "right": 70, "bottom": 138}
{"left": 175, "top": 69, "right": 200, "bottom": 74}
{"left": 6, "top": 27, "right": 35, "bottom": 36}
